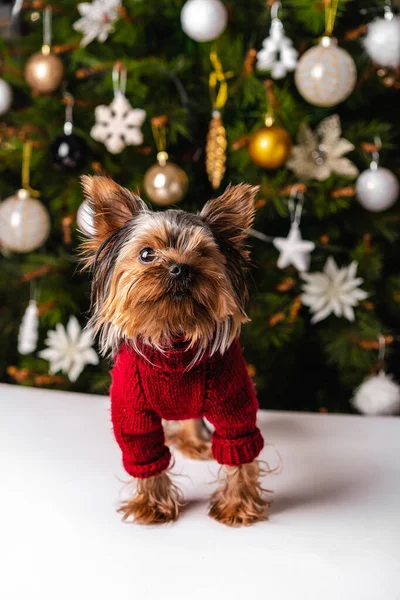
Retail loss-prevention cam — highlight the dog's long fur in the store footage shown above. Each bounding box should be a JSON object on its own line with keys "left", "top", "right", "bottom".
{"left": 80, "top": 176, "right": 268, "bottom": 526}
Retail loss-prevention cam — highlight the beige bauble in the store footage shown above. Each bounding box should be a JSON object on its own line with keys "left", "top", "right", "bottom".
{"left": 295, "top": 37, "right": 356, "bottom": 107}
{"left": 248, "top": 124, "right": 292, "bottom": 169}
{"left": 0, "top": 189, "right": 50, "bottom": 252}
{"left": 144, "top": 152, "right": 189, "bottom": 206}
{"left": 24, "top": 50, "right": 64, "bottom": 94}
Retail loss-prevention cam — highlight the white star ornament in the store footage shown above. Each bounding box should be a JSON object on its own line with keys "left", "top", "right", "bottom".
{"left": 273, "top": 222, "right": 315, "bottom": 272}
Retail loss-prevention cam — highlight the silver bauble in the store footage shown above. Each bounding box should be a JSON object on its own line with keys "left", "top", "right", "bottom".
{"left": 180, "top": 0, "right": 227, "bottom": 42}
{"left": 356, "top": 167, "right": 399, "bottom": 212}
{"left": 0, "top": 78, "right": 12, "bottom": 115}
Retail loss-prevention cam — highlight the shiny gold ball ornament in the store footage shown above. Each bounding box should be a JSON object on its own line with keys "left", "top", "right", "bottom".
{"left": 0, "top": 188, "right": 50, "bottom": 253}
{"left": 24, "top": 46, "right": 64, "bottom": 94}
{"left": 295, "top": 36, "right": 356, "bottom": 107}
{"left": 144, "top": 151, "right": 189, "bottom": 206}
{"left": 248, "top": 122, "right": 292, "bottom": 169}
{"left": 206, "top": 110, "right": 227, "bottom": 189}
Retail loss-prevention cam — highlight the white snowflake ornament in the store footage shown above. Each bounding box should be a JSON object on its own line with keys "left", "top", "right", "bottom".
{"left": 273, "top": 222, "right": 315, "bottom": 272}
{"left": 256, "top": 14, "right": 298, "bottom": 79}
{"left": 38, "top": 315, "right": 99, "bottom": 382}
{"left": 301, "top": 257, "right": 368, "bottom": 324}
{"left": 352, "top": 372, "right": 400, "bottom": 416}
{"left": 74, "top": 0, "right": 121, "bottom": 47}
{"left": 91, "top": 93, "right": 146, "bottom": 154}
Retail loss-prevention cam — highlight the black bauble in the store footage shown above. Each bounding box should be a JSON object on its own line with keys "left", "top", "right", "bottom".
{"left": 50, "top": 133, "right": 87, "bottom": 171}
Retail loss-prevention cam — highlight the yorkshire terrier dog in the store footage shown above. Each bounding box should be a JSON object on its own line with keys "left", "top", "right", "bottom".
{"left": 80, "top": 176, "right": 268, "bottom": 526}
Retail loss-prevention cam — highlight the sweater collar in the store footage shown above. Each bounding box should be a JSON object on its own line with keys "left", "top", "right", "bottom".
{"left": 125, "top": 337, "right": 214, "bottom": 372}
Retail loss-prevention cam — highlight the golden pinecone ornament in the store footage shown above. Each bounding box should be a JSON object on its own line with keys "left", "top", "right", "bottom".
{"left": 206, "top": 110, "right": 227, "bottom": 189}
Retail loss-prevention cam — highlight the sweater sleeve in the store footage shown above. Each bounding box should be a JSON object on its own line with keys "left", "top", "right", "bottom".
{"left": 204, "top": 339, "right": 264, "bottom": 467}
{"left": 110, "top": 346, "right": 171, "bottom": 479}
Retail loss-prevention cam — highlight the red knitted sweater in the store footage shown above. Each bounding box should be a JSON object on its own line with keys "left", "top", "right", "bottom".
{"left": 110, "top": 338, "right": 264, "bottom": 479}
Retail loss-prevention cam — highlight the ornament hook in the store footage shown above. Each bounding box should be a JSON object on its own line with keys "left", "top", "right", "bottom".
{"left": 378, "top": 335, "right": 386, "bottom": 365}
{"left": 42, "top": 6, "right": 52, "bottom": 54}
{"left": 370, "top": 136, "right": 382, "bottom": 171}
{"left": 112, "top": 62, "right": 127, "bottom": 97}
{"left": 384, "top": 0, "right": 394, "bottom": 20}
{"left": 63, "top": 91, "right": 75, "bottom": 136}
{"left": 288, "top": 186, "right": 304, "bottom": 226}
{"left": 270, "top": 1, "right": 281, "bottom": 21}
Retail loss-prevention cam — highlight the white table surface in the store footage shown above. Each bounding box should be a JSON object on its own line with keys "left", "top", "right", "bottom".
{"left": 1, "top": 383, "right": 400, "bottom": 600}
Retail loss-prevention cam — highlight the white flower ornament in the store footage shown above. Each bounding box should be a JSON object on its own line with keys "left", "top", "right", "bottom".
{"left": 74, "top": 0, "right": 121, "bottom": 47}
{"left": 287, "top": 114, "right": 359, "bottom": 181}
{"left": 301, "top": 257, "right": 368, "bottom": 324}
{"left": 39, "top": 316, "right": 99, "bottom": 382}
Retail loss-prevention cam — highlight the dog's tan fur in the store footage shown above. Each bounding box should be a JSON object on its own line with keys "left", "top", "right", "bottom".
{"left": 209, "top": 462, "right": 270, "bottom": 526}
{"left": 167, "top": 419, "right": 213, "bottom": 460}
{"left": 118, "top": 471, "right": 184, "bottom": 525}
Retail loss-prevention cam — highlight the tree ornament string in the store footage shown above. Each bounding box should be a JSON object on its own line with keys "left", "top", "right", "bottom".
{"left": 324, "top": 0, "right": 341, "bottom": 37}
{"left": 206, "top": 49, "right": 232, "bottom": 189}
{"left": 42, "top": 5, "right": 52, "bottom": 53}
{"left": 22, "top": 140, "right": 40, "bottom": 197}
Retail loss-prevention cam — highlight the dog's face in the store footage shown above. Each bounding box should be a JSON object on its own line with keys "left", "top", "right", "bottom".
{"left": 80, "top": 176, "right": 258, "bottom": 356}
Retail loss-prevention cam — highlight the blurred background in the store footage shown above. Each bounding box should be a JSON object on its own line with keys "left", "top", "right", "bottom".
{"left": 0, "top": 0, "right": 399, "bottom": 414}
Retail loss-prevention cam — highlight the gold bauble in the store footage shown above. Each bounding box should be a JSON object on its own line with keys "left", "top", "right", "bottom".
{"left": 248, "top": 124, "right": 292, "bottom": 169}
{"left": 24, "top": 50, "right": 64, "bottom": 94}
{"left": 144, "top": 152, "right": 188, "bottom": 206}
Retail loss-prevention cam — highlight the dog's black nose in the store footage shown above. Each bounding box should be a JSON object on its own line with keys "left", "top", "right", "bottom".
{"left": 169, "top": 263, "right": 190, "bottom": 279}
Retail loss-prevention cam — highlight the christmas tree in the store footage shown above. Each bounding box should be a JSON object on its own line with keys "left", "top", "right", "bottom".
{"left": 0, "top": 0, "right": 399, "bottom": 414}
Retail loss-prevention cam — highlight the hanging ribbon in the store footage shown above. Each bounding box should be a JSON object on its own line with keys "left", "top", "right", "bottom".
{"left": 209, "top": 49, "right": 233, "bottom": 111}
{"left": 151, "top": 116, "right": 168, "bottom": 153}
{"left": 22, "top": 141, "right": 40, "bottom": 197}
{"left": 324, "top": 0, "right": 340, "bottom": 37}
{"left": 42, "top": 6, "right": 52, "bottom": 54}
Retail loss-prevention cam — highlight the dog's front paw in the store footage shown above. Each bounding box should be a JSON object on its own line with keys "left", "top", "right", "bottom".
{"left": 208, "top": 497, "right": 268, "bottom": 527}
{"left": 118, "top": 472, "right": 184, "bottom": 525}
{"left": 118, "top": 497, "right": 179, "bottom": 524}
{"left": 208, "top": 462, "right": 271, "bottom": 526}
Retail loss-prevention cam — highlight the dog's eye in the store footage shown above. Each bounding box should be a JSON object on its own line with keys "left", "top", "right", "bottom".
{"left": 139, "top": 248, "right": 156, "bottom": 264}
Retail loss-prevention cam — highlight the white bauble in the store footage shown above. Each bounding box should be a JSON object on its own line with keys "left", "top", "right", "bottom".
{"left": 77, "top": 199, "right": 95, "bottom": 236}
{"left": 363, "top": 15, "right": 400, "bottom": 69}
{"left": 295, "top": 36, "right": 356, "bottom": 107}
{"left": 0, "top": 77, "right": 12, "bottom": 115}
{"left": 356, "top": 167, "right": 399, "bottom": 212}
{"left": 180, "top": 0, "right": 227, "bottom": 42}
{"left": 0, "top": 188, "right": 50, "bottom": 253}
{"left": 352, "top": 372, "right": 400, "bottom": 416}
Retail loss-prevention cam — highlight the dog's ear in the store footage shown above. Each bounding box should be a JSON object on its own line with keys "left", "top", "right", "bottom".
{"left": 80, "top": 175, "right": 147, "bottom": 246}
{"left": 200, "top": 184, "right": 258, "bottom": 250}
